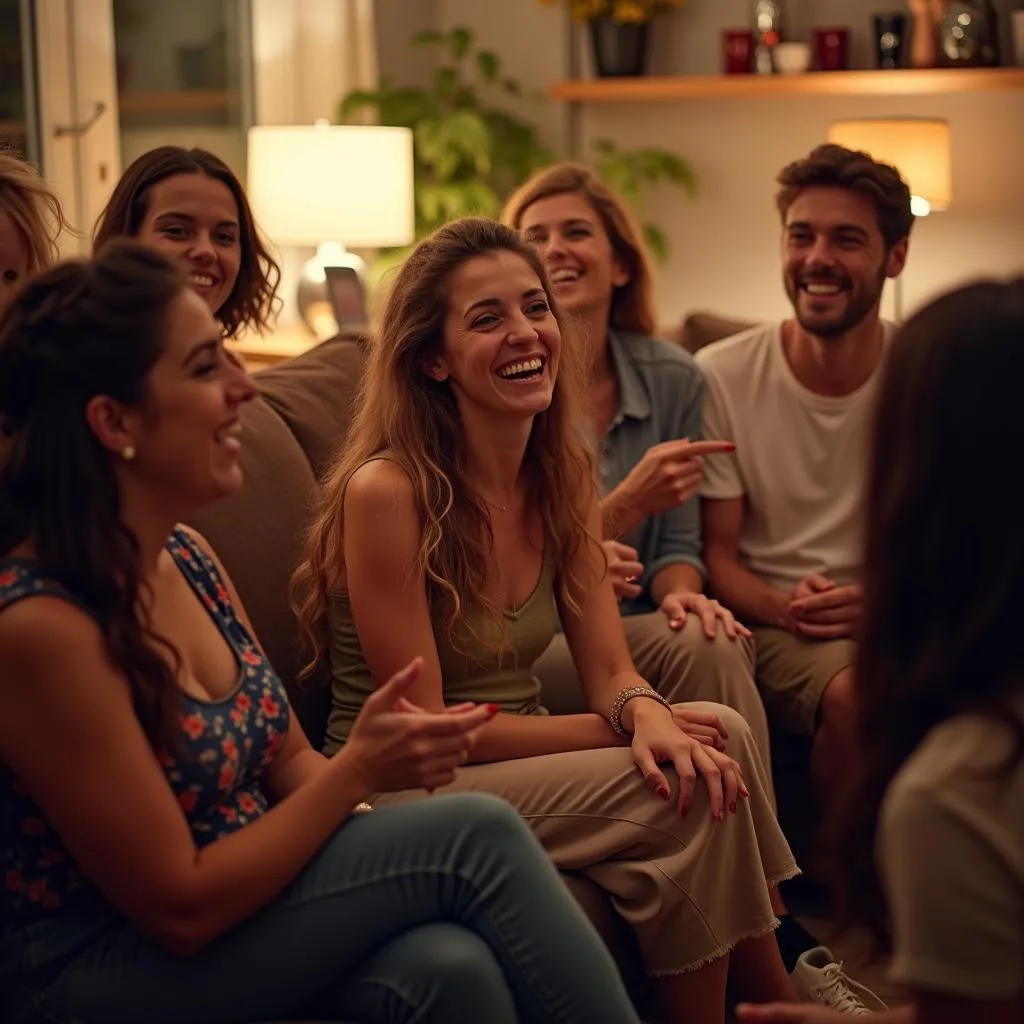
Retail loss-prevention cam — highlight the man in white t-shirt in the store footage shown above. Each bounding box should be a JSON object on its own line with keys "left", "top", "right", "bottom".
{"left": 698, "top": 143, "right": 913, "bottom": 801}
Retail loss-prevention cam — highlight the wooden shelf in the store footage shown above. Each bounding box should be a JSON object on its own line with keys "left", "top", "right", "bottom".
{"left": 550, "top": 67, "right": 1024, "bottom": 102}
{"left": 118, "top": 90, "right": 239, "bottom": 117}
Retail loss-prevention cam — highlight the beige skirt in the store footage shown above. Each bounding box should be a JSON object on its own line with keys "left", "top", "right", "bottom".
{"left": 371, "top": 700, "right": 799, "bottom": 976}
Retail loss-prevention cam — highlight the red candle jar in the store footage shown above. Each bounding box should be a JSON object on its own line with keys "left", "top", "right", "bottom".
{"left": 813, "top": 27, "right": 850, "bottom": 71}
{"left": 723, "top": 29, "right": 755, "bottom": 74}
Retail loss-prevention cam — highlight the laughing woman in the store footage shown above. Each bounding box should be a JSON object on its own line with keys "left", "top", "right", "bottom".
{"left": 295, "top": 216, "right": 802, "bottom": 1024}
{"left": 93, "top": 146, "right": 279, "bottom": 342}
{"left": 0, "top": 242, "right": 644, "bottom": 1024}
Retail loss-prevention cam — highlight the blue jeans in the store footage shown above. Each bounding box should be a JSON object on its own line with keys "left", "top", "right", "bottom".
{"left": 3, "top": 794, "right": 640, "bottom": 1024}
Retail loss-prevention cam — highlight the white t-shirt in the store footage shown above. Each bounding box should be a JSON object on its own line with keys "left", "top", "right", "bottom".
{"left": 696, "top": 322, "right": 889, "bottom": 593}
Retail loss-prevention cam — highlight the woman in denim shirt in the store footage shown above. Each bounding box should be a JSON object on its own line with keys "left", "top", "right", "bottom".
{"left": 502, "top": 164, "right": 772, "bottom": 770}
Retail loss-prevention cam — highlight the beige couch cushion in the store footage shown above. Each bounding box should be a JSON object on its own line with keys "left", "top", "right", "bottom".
{"left": 679, "top": 311, "right": 757, "bottom": 354}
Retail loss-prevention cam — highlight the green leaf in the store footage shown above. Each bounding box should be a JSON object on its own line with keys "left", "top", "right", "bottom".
{"left": 643, "top": 224, "right": 669, "bottom": 264}
{"left": 450, "top": 25, "right": 473, "bottom": 58}
{"left": 596, "top": 159, "right": 640, "bottom": 205}
{"left": 414, "top": 110, "right": 493, "bottom": 181}
{"left": 593, "top": 137, "right": 616, "bottom": 155}
{"left": 411, "top": 29, "right": 446, "bottom": 47}
{"left": 377, "top": 87, "right": 436, "bottom": 130}
{"left": 657, "top": 152, "right": 698, "bottom": 195}
{"left": 338, "top": 89, "right": 380, "bottom": 123}
{"left": 477, "top": 50, "right": 500, "bottom": 82}
{"left": 434, "top": 66, "right": 458, "bottom": 101}
{"left": 459, "top": 179, "right": 502, "bottom": 218}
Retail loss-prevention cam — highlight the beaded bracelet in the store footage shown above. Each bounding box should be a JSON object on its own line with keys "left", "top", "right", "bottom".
{"left": 609, "top": 685, "right": 671, "bottom": 737}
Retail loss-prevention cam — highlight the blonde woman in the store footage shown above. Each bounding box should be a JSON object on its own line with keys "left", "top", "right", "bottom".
{"left": 0, "top": 152, "right": 68, "bottom": 314}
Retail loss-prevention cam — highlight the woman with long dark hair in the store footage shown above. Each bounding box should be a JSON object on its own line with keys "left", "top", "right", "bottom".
{"left": 738, "top": 278, "right": 1024, "bottom": 1023}
{"left": 0, "top": 241, "right": 643, "bottom": 1024}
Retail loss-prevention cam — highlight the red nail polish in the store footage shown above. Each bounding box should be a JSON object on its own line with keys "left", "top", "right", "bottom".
{"left": 658, "top": 786, "right": 670, "bottom": 800}
{"left": 486, "top": 703, "right": 501, "bottom": 713}
{"left": 730, "top": 801, "right": 737, "bottom": 813}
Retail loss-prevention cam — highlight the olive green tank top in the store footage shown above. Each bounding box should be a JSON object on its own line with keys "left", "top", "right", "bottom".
{"left": 322, "top": 462, "right": 558, "bottom": 756}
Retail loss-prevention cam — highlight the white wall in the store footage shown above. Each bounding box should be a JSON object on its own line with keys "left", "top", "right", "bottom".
{"left": 433, "top": 0, "right": 1024, "bottom": 327}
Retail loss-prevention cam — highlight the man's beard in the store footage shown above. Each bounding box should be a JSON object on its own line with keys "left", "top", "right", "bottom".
{"left": 785, "top": 264, "right": 887, "bottom": 339}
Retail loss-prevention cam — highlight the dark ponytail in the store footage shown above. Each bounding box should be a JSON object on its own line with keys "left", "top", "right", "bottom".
{"left": 0, "top": 240, "right": 187, "bottom": 750}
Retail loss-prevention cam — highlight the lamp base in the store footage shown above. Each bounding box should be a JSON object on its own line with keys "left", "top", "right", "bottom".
{"left": 297, "top": 242, "right": 368, "bottom": 341}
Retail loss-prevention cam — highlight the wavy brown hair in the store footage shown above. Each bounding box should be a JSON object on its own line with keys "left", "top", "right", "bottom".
{"left": 293, "top": 216, "right": 600, "bottom": 671}
{"left": 776, "top": 144, "right": 914, "bottom": 250}
{"left": 0, "top": 151, "right": 70, "bottom": 275}
{"left": 825, "top": 277, "right": 1024, "bottom": 950}
{"left": 502, "top": 162, "right": 657, "bottom": 336}
{"left": 0, "top": 242, "right": 189, "bottom": 751}
{"left": 93, "top": 146, "right": 280, "bottom": 339}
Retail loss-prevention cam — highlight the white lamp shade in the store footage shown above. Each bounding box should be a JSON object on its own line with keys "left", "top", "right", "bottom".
{"left": 247, "top": 124, "right": 415, "bottom": 247}
{"left": 827, "top": 119, "right": 952, "bottom": 212}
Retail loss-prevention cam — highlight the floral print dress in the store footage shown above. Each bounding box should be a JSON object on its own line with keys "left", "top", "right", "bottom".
{"left": 0, "top": 527, "right": 291, "bottom": 935}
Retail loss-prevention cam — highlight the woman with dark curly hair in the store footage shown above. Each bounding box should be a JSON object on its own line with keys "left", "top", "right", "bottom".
{"left": 738, "top": 277, "right": 1024, "bottom": 1024}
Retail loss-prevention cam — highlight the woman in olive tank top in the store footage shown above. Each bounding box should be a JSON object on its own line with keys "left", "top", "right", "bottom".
{"left": 295, "top": 217, "right": 802, "bottom": 1023}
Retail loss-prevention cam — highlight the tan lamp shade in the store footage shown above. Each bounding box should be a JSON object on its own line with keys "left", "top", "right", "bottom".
{"left": 827, "top": 119, "right": 952, "bottom": 216}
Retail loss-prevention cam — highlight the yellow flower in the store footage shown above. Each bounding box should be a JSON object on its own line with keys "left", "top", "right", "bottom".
{"left": 540, "top": 0, "right": 685, "bottom": 24}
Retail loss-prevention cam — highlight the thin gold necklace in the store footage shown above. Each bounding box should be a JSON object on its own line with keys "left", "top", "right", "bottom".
{"left": 481, "top": 496, "right": 508, "bottom": 513}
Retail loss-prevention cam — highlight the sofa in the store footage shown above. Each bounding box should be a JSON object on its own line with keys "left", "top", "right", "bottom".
{"left": 188, "top": 311, "right": 816, "bottom": 1017}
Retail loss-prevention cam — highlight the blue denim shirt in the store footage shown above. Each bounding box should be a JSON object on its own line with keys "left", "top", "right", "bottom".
{"left": 601, "top": 328, "right": 707, "bottom": 616}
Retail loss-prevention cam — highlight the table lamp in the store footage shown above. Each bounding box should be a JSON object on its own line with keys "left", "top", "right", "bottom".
{"left": 247, "top": 122, "right": 415, "bottom": 338}
{"left": 827, "top": 118, "right": 952, "bottom": 322}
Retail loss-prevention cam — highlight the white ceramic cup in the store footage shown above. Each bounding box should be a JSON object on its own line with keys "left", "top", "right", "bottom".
{"left": 773, "top": 42, "right": 812, "bottom": 74}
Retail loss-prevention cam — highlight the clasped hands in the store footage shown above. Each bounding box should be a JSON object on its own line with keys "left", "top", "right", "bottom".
{"left": 788, "top": 573, "right": 861, "bottom": 639}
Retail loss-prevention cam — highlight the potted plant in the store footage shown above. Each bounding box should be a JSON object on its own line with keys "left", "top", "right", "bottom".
{"left": 338, "top": 26, "right": 555, "bottom": 278}
{"left": 538, "top": 0, "right": 686, "bottom": 76}
{"left": 338, "top": 25, "right": 696, "bottom": 273}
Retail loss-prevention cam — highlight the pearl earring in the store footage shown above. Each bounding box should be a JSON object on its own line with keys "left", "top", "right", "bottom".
{"left": 121, "top": 445, "right": 136, "bottom": 462}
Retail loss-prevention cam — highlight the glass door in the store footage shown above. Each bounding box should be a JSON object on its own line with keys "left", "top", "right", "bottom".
{"left": 111, "top": 0, "right": 253, "bottom": 183}
{"left": 7, "top": 1, "right": 254, "bottom": 257}
{"left": 0, "top": 0, "right": 37, "bottom": 161}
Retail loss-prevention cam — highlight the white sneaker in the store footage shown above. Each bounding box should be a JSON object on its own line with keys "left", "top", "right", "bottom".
{"left": 791, "top": 946, "right": 887, "bottom": 1014}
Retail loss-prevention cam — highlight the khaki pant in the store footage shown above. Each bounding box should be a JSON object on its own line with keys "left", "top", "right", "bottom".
{"left": 372, "top": 700, "right": 798, "bottom": 976}
{"left": 752, "top": 627, "right": 856, "bottom": 736}
{"left": 534, "top": 613, "right": 774, "bottom": 804}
